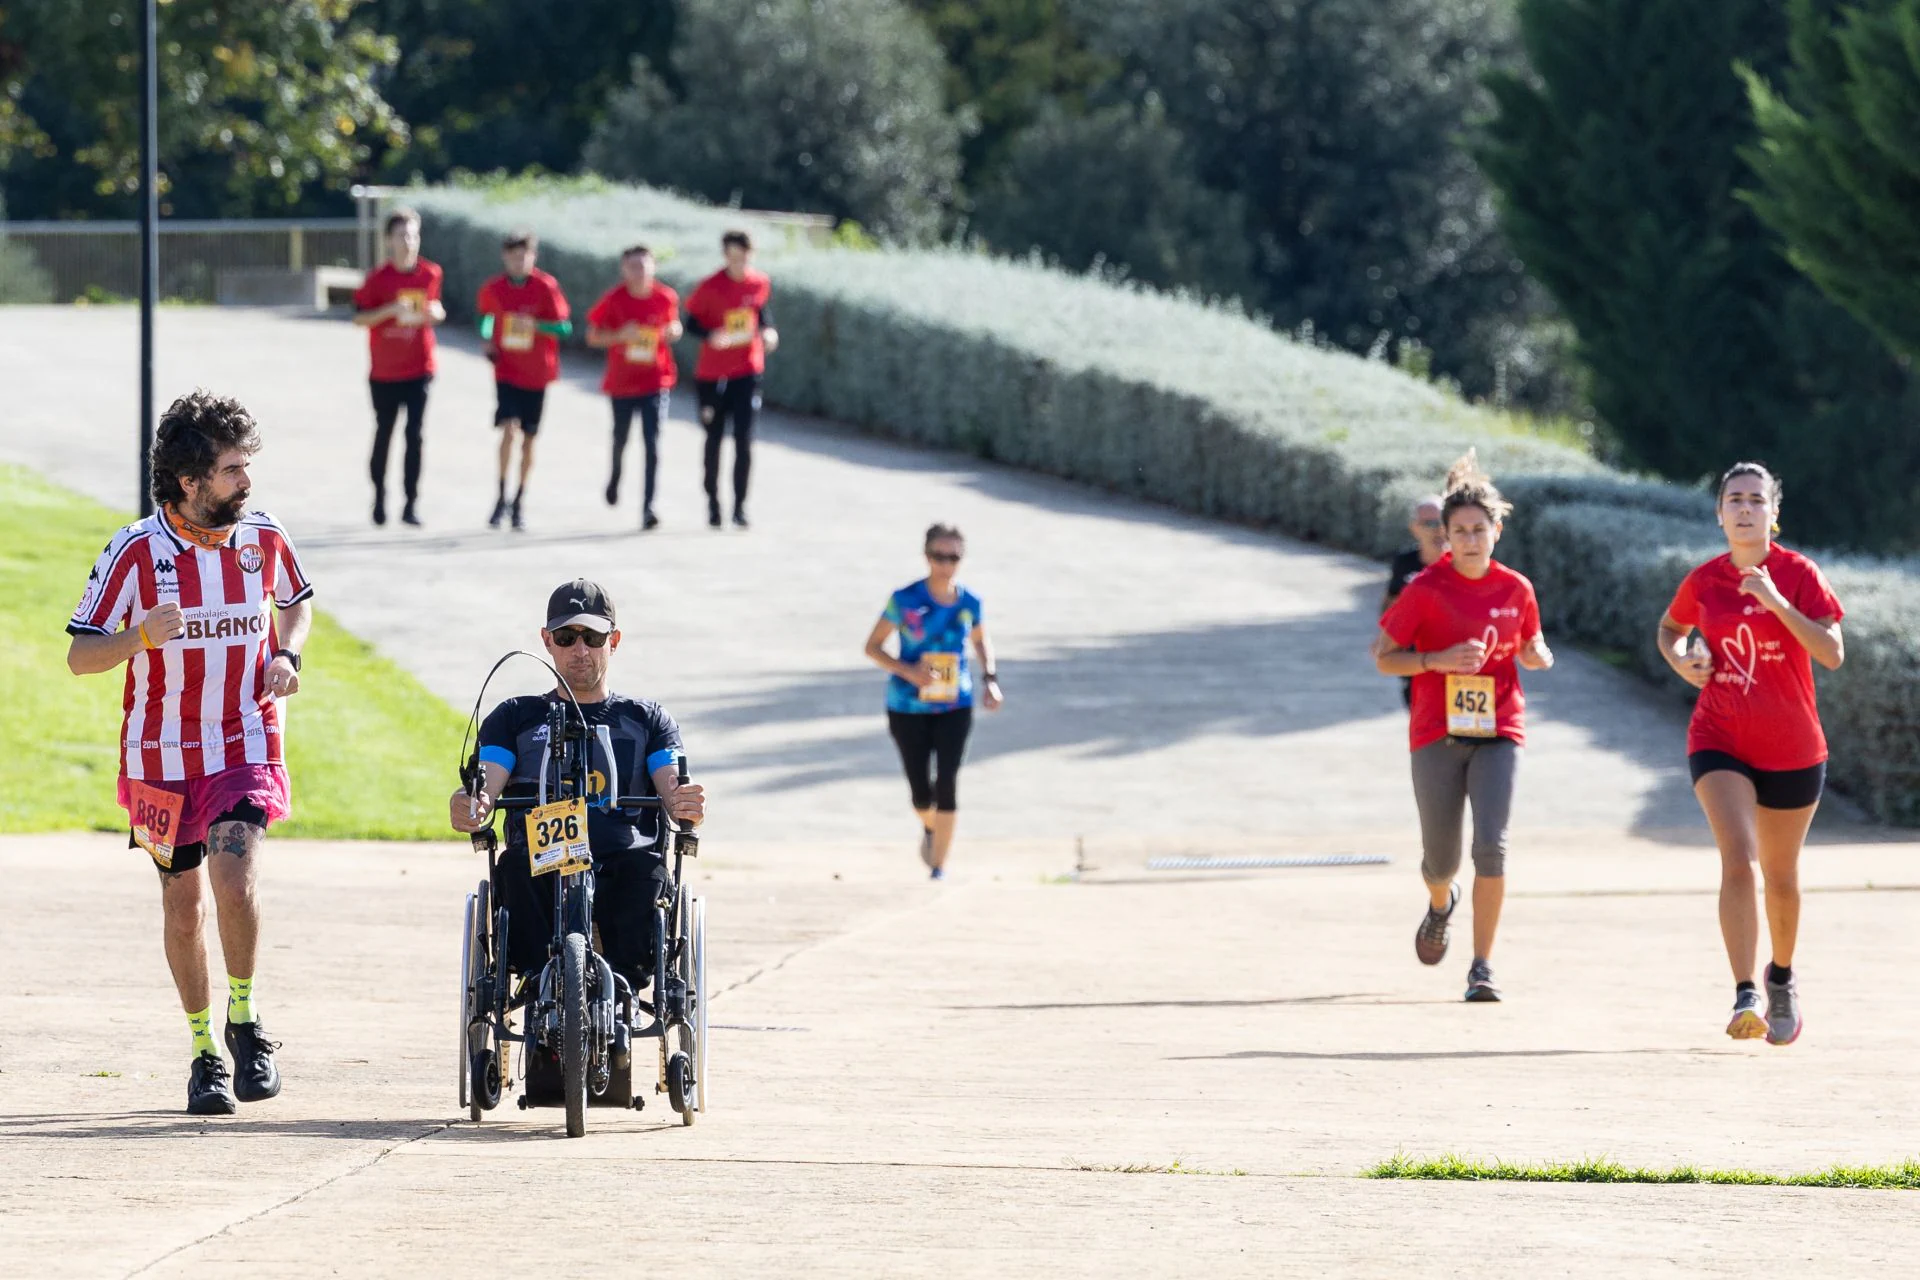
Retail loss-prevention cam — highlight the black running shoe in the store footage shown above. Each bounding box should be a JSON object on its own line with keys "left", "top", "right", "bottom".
{"left": 707, "top": 499, "right": 722, "bottom": 529}
{"left": 643, "top": 508, "right": 660, "bottom": 531}
{"left": 224, "top": 1019, "right": 282, "bottom": 1102}
{"left": 488, "top": 497, "right": 508, "bottom": 528}
{"left": 401, "top": 500, "right": 421, "bottom": 527}
{"left": 732, "top": 508, "right": 750, "bottom": 529}
{"left": 187, "top": 1051, "right": 237, "bottom": 1115}
{"left": 510, "top": 498, "right": 525, "bottom": 532}
{"left": 605, "top": 478, "right": 620, "bottom": 507}
{"left": 372, "top": 490, "right": 387, "bottom": 527}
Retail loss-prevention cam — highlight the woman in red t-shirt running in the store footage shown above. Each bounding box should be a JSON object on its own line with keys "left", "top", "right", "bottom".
{"left": 1376, "top": 453, "right": 1554, "bottom": 1002}
{"left": 1657, "top": 462, "right": 1845, "bottom": 1046}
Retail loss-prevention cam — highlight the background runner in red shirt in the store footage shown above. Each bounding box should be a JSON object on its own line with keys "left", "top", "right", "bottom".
{"left": 352, "top": 207, "right": 444, "bottom": 528}
{"left": 476, "top": 229, "right": 571, "bottom": 531}
{"left": 1658, "top": 461, "right": 1846, "bottom": 1047}
{"left": 684, "top": 230, "right": 779, "bottom": 529}
{"left": 1376, "top": 452, "right": 1553, "bottom": 1003}
{"left": 65, "top": 391, "right": 312, "bottom": 1117}
{"left": 586, "top": 245, "right": 682, "bottom": 530}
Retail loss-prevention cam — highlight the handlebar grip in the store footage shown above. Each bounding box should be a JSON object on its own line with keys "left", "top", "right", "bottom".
{"left": 676, "top": 752, "right": 690, "bottom": 786}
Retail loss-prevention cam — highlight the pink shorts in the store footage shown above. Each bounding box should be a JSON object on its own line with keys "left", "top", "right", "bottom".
{"left": 119, "top": 763, "right": 292, "bottom": 849}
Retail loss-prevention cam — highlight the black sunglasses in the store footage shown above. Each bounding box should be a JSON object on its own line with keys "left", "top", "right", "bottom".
{"left": 927, "top": 551, "right": 962, "bottom": 564}
{"left": 550, "top": 628, "right": 609, "bottom": 648}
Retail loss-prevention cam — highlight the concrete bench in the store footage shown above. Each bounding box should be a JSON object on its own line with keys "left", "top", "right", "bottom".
{"left": 216, "top": 265, "right": 365, "bottom": 309}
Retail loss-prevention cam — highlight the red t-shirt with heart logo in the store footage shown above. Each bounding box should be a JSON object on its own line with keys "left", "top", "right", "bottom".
{"left": 1380, "top": 555, "right": 1542, "bottom": 752}
{"left": 1665, "top": 547, "right": 1844, "bottom": 771}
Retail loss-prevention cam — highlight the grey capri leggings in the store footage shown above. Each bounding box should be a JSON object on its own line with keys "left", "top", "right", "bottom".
{"left": 1410, "top": 737, "right": 1519, "bottom": 882}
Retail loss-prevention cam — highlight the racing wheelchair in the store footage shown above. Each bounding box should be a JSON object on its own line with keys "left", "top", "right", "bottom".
{"left": 455, "top": 664, "right": 708, "bottom": 1138}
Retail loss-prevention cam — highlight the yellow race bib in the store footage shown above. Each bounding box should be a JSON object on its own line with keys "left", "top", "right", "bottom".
{"left": 395, "top": 288, "right": 427, "bottom": 318}
{"left": 500, "top": 313, "right": 536, "bottom": 353}
{"left": 1445, "top": 674, "right": 1497, "bottom": 738}
{"left": 525, "top": 797, "right": 591, "bottom": 876}
{"left": 623, "top": 326, "right": 659, "bottom": 363}
{"left": 920, "top": 652, "right": 961, "bottom": 703}
{"left": 723, "top": 307, "right": 756, "bottom": 341}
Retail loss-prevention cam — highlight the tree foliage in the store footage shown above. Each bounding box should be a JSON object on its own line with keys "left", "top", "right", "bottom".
{"left": 1081, "top": 0, "right": 1539, "bottom": 402}
{"left": 584, "top": 0, "right": 962, "bottom": 243}
{"left": 972, "top": 98, "right": 1252, "bottom": 298}
{"left": 1744, "top": 0, "right": 1920, "bottom": 365}
{"left": 1478, "top": 0, "right": 1920, "bottom": 549}
{"left": 898, "top": 0, "right": 1113, "bottom": 198}
{"left": 359, "top": 0, "right": 676, "bottom": 182}
{"left": 0, "top": 0, "right": 403, "bottom": 218}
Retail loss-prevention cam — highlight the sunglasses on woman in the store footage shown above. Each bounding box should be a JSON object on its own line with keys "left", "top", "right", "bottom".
{"left": 927, "top": 551, "right": 962, "bottom": 564}
{"left": 550, "top": 628, "right": 609, "bottom": 648}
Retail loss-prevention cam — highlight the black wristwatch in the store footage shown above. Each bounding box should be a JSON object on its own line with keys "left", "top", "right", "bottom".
{"left": 274, "top": 648, "right": 302, "bottom": 672}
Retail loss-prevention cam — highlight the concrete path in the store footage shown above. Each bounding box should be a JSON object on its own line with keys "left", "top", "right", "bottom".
{"left": 2, "top": 308, "right": 1915, "bottom": 1274}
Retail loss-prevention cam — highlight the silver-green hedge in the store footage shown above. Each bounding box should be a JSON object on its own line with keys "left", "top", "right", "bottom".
{"left": 409, "top": 180, "right": 1920, "bottom": 823}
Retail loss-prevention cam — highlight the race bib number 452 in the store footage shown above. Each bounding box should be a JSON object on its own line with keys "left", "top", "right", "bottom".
{"left": 1445, "top": 674, "right": 1497, "bottom": 738}
{"left": 526, "top": 797, "right": 591, "bottom": 876}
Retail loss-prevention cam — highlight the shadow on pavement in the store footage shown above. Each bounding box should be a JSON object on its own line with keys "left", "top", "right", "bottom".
{"left": 1171, "top": 1048, "right": 1728, "bottom": 1062}
{"left": 0, "top": 1112, "right": 449, "bottom": 1140}
{"left": 691, "top": 605, "right": 1396, "bottom": 794}
{"left": 950, "top": 993, "right": 1453, "bottom": 1012}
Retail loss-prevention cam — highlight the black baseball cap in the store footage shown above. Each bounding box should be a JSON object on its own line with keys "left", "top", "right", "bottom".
{"left": 546, "top": 579, "right": 616, "bottom": 634}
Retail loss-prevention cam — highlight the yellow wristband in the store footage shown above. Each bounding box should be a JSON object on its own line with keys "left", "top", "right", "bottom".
{"left": 138, "top": 622, "right": 155, "bottom": 650}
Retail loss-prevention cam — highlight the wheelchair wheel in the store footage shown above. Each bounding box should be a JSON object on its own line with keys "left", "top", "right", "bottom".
{"left": 458, "top": 882, "right": 488, "bottom": 1120}
{"left": 561, "top": 931, "right": 589, "bottom": 1138}
{"left": 691, "top": 895, "right": 709, "bottom": 1115}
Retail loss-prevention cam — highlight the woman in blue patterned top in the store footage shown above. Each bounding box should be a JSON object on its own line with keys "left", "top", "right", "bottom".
{"left": 862, "top": 523, "right": 1003, "bottom": 879}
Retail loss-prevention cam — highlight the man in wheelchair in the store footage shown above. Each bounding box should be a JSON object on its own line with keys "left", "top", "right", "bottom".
{"left": 448, "top": 579, "right": 705, "bottom": 999}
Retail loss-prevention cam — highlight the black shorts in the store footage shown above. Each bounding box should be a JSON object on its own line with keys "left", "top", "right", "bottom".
{"left": 495, "top": 383, "right": 547, "bottom": 434}
{"left": 1689, "top": 751, "right": 1826, "bottom": 810}
{"left": 133, "top": 800, "right": 270, "bottom": 875}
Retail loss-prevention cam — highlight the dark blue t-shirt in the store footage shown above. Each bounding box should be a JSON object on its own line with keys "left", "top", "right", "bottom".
{"left": 478, "top": 691, "right": 682, "bottom": 858}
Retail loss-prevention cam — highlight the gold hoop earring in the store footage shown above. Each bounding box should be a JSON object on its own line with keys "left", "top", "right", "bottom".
{"left": 1770, "top": 521, "right": 1781, "bottom": 536}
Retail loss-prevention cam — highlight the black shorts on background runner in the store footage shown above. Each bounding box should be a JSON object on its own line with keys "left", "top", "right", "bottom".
{"left": 495, "top": 383, "right": 547, "bottom": 434}
{"left": 1688, "top": 751, "right": 1826, "bottom": 810}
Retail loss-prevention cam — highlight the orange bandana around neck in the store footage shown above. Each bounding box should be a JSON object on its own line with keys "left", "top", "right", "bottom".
{"left": 164, "top": 505, "right": 233, "bottom": 550}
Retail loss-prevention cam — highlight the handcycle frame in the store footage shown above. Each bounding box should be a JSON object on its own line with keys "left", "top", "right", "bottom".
{"left": 459, "top": 689, "right": 708, "bottom": 1137}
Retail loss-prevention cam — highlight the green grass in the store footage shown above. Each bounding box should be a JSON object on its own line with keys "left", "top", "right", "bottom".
{"left": 0, "top": 464, "right": 465, "bottom": 839}
{"left": 1367, "top": 1153, "right": 1920, "bottom": 1190}
{"left": 1070, "top": 1160, "right": 1248, "bottom": 1177}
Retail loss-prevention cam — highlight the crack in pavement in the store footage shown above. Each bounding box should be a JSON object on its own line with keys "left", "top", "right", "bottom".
{"left": 708, "top": 883, "right": 962, "bottom": 1004}
{"left": 123, "top": 1121, "right": 454, "bottom": 1278}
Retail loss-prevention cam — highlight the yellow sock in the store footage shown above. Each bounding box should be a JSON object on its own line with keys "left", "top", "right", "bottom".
{"left": 187, "top": 1007, "right": 216, "bottom": 1058}
{"left": 227, "top": 975, "right": 254, "bottom": 1025}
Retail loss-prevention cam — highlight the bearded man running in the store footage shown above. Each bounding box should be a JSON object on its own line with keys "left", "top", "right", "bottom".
{"left": 66, "top": 390, "right": 315, "bottom": 1115}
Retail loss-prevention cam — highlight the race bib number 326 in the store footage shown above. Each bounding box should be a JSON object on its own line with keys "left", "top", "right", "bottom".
{"left": 526, "top": 797, "right": 591, "bottom": 876}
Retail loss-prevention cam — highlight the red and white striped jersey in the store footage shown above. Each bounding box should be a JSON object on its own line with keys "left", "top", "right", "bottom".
{"left": 67, "top": 510, "right": 314, "bottom": 781}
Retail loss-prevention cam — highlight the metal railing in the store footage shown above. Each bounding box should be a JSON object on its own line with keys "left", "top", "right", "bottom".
{"left": 1, "top": 219, "right": 362, "bottom": 303}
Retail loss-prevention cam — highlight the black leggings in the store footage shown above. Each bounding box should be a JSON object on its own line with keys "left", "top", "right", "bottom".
{"left": 888, "top": 709, "right": 973, "bottom": 813}
{"left": 698, "top": 376, "right": 760, "bottom": 508}
{"left": 369, "top": 377, "right": 429, "bottom": 501}
{"left": 610, "top": 392, "right": 669, "bottom": 508}
{"left": 494, "top": 849, "right": 664, "bottom": 995}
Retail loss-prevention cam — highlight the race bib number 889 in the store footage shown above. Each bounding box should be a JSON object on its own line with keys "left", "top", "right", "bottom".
{"left": 526, "top": 797, "right": 591, "bottom": 876}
